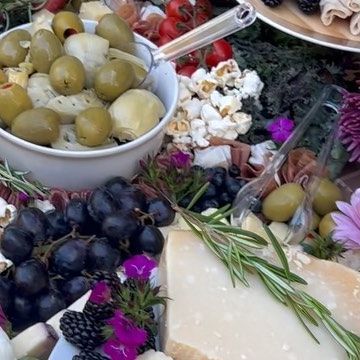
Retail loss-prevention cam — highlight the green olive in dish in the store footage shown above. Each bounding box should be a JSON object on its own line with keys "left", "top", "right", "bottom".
{"left": 30, "top": 29, "right": 63, "bottom": 73}
{"left": 95, "top": 14, "right": 134, "bottom": 53}
{"left": 0, "top": 83, "right": 33, "bottom": 127}
{"left": 312, "top": 178, "right": 342, "bottom": 216}
{"left": 0, "top": 70, "right": 7, "bottom": 84}
{"left": 49, "top": 55, "right": 85, "bottom": 95}
{"left": 0, "top": 29, "right": 31, "bottom": 67}
{"left": 11, "top": 108, "right": 60, "bottom": 145}
{"left": 94, "top": 59, "right": 134, "bottom": 102}
{"left": 262, "top": 183, "right": 305, "bottom": 222}
{"left": 75, "top": 107, "right": 112, "bottom": 147}
{"left": 52, "top": 11, "right": 85, "bottom": 43}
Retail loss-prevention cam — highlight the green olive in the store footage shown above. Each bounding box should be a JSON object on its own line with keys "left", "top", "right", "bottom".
{"left": 0, "top": 70, "right": 7, "bottom": 84}
{"left": 0, "top": 29, "right": 31, "bottom": 67}
{"left": 52, "top": 11, "right": 85, "bottom": 43}
{"left": 49, "top": 55, "right": 85, "bottom": 95}
{"left": 75, "top": 107, "right": 112, "bottom": 146}
{"left": 11, "top": 108, "right": 60, "bottom": 145}
{"left": 318, "top": 212, "right": 336, "bottom": 238}
{"left": 310, "top": 211, "right": 320, "bottom": 230}
{"left": 0, "top": 83, "right": 33, "bottom": 126}
{"left": 262, "top": 183, "right": 305, "bottom": 222}
{"left": 30, "top": 29, "right": 63, "bottom": 73}
{"left": 94, "top": 60, "right": 134, "bottom": 102}
{"left": 95, "top": 14, "right": 134, "bottom": 53}
{"left": 312, "top": 178, "right": 342, "bottom": 216}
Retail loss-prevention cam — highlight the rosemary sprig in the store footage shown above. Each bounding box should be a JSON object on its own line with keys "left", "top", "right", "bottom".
{"left": 0, "top": 159, "right": 49, "bottom": 197}
{"left": 176, "top": 206, "right": 360, "bottom": 359}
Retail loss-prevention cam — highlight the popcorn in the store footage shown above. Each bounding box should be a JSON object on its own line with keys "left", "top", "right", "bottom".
{"left": 0, "top": 198, "right": 17, "bottom": 229}
{"left": 167, "top": 60, "right": 264, "bottom": 150}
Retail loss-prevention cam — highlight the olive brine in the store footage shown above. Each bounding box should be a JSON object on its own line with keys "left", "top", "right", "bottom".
{"left": 0, "top": 177, "right": 174, "bottom": 330}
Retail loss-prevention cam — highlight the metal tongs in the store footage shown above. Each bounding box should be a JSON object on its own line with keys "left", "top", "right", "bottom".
{"left": 231, "top": 85, "right": 345, "bottom": 244}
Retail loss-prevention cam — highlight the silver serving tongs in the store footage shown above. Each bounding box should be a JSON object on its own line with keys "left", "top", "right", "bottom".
{"left": 231, "top": 85, "right": 345, "bottom": 243}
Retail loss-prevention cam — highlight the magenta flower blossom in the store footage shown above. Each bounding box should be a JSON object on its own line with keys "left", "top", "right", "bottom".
{"left": 123, "top": 255, "right": 157, "bottom": 281}
{"left": 18, "top": 192, "right": 30, "bottom": 203}
{"left": 332, "top": 188, "right": 360, "bottom": 250}
{"left": 103, "top": 337, "right": 138, "bottom": 360}
{"left": 339, "top": 92, "right": 360, "bottom": 162}
{"left": 170, "top": 151, "right": 191, "bottom": 168}
{"left": 266, "top": 117, "right": 295, "bottom": 143}
{"left": 89, "top": 281, "right": 112, "bottom": 304}
{"left": 107, "top": 310, "right": 147, "bottom": 347}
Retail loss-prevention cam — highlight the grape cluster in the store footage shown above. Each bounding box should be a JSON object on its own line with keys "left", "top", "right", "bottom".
{"left": 179, "top": 165, "right": 247, "bottom": 212}
{"left": 0, "top": 177, "right": 175, "bottom": 330}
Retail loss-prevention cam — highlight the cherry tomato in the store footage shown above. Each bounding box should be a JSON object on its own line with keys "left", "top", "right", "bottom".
{"left": 159, "top": 17, "right": 189, "bottom": 39}
{"left": 194, "top": 12, "right": 209, "bottom": 25}
{"left": 156, "top": 34, "right": 173, "bottom": 46}
{"left": 177, "top": 65, "right": 198, "bottom": 77}
{"left": 205, "top": 39, "right": 233, "bottom": 68}
{"left": 166, "top": 0, "right": 194, "bottom": 21}
{"left": 195, "top": 0, "right": 212, "bottom": 17}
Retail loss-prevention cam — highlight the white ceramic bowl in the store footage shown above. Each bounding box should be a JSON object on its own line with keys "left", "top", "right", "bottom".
{"left": 0, "top": 21, "right": 178, "bottom": 190}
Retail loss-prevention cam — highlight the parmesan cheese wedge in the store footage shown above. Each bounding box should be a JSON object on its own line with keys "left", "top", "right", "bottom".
{"left": 159, "top": 231, "right": 360, "bottom": 360}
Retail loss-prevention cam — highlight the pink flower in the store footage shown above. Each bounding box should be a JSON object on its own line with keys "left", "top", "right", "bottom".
{"left": 103, "top": 337, "right": 138, "bottom": 360}
{"left": 18, "top": 192, "right": 30, "bottom": 203}
{"left": 170, "top": 151, "right": 191, "bottom": 168}
{"left": 332, "top": 188, "right": 360, "bottom": 249}
{"left": 107, "top": 310, "right": 147, "bottom": 347}
{"left": 267, "top": 117, "right": 295, "bottom": 143}
{"left": 339, "top": 92, "right": 360, "bottom": 162}
{"left": 123, "top": 255, "right": 157, "bottom": 281}
{"left": 89, "top": 281, "right": 112, "bottom": 304}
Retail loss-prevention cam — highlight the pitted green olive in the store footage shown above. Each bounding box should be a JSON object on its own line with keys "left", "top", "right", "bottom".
{"left": 95, "top": 14, "right": 134, "bottom": 53}
{"left": 0, "top": 29, "right": 31, "bottom": 67}
{"left": 318, "top": 212, "right": 336, "bottom": 238}
{"left": 94, "top": 60, "right": 134, "bottom": 102}
{"left": 75, "top": 107, "right": 112, "bottom": 147}
{"left": 312, "top": 178, "right": 342, "bottom": 216}
{"left": 52, "top": 11, "right": 85, "bottom": 43}
{"left": 30, "top": 30, "right": 63, "bottom": 73}
{"left": 49, "top": 55, "right": 85, "bottom": 95}
{"left": 0, "top": 70, "right": 7, "bottom": 84}
{"left": 262, "top": 183, "right": 305, "bottom": 222}
{"left": 0, "top": 83, "right": 33, "bottom": 126}
{"left": 11, "top": 108, "right": 60, "bottom": 145}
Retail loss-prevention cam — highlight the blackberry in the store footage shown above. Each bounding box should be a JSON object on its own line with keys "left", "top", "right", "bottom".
{"left": 83, "top": 301, "right": 115, "bottom": 321}
{"left": 90, "top": 271, "right": 120, "bottom": 292}
{"left": 261, "top": 0, "right": 282, "bottom": 7}
{"left": 122, "top": 278, "right": 138, "bottom": 292}
{"left": 73, "top": 351, "right": 108, "bottom": 360}
{"left": 60, "top": 311, "right": 104, "bottom": 351}
{"left": 297, "top": 0, "right": 320, "bottom": 14}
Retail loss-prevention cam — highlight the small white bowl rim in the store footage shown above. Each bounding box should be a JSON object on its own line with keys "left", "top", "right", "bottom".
{"left": 0, "top": 21, "right": 179, "bottom": 159}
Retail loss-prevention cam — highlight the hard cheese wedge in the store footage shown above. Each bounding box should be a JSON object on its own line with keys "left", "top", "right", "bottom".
{"left": 160, "top": 231, "right": 360, "bottom": 360}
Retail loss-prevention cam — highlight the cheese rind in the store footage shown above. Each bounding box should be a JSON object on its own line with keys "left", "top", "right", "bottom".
{"left": 160, "top": 231, "right": 360, "bottom": 360}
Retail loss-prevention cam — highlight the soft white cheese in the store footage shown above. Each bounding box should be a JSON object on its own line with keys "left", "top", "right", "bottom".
{"left": 137, "top": 350, "right": 173, "bottom": 360}
{"left": 0, "top": 328, "right": 16, "bottom": 360}
{"left": 160, "top": 231, "right": 360, "bottom": 360}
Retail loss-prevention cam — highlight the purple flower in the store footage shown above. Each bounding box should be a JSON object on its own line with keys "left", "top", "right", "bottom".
{"left": 89, "top": 281, "right": 112, "bottom": 304}
{"left": 103, "top": 337, "right": 138, "bottom": 360}
{"left": 339, "top": 92, "right": 360, "bottom": 162}
{"left": 18, "top": 192, "right": 30, "bottom": 203}
{"left": 266, "top": 117, "right": 295, "bottom": 143}
{"left": 170, "top": 151, "right": 191, "bottom": 168}
{"left": 0, "top": 306, "right": 7, "bottom": 330}
{"left": 123, "top": 255, "right": 157, "bottom": 281}
{"left": 332, "top": 188, "right": 360, "bottom": 249}
{"left": 107, "top": 310, "right": 147, "bottom": 347}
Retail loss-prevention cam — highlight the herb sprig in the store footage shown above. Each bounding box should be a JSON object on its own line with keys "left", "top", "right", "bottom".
{"left": 176, "top": 202, "right": 360, "bottom": 359}
{"left": 0, "top": 159, "right": 49, "bottom": 197}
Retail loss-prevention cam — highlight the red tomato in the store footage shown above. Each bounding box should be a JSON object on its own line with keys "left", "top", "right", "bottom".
{"left": 194, "top": 12, "right": 209, "bottom": 25}
{"left": 195, "top": 0, "right": 212, "bottom": 17}
{"left": 166, "top": 0, "right": 194, "bottom": 21}
{"left": 205, "top": 39, "right": 233, "bottom": 68}
{"left": 177, "top": 65, "right": 198, "bottom": 77}
{"left": 159, "top": 17, "right": 189, "bottom": 39}
{"left": 156, "top": 34, "right": 173, "bottom": 46}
